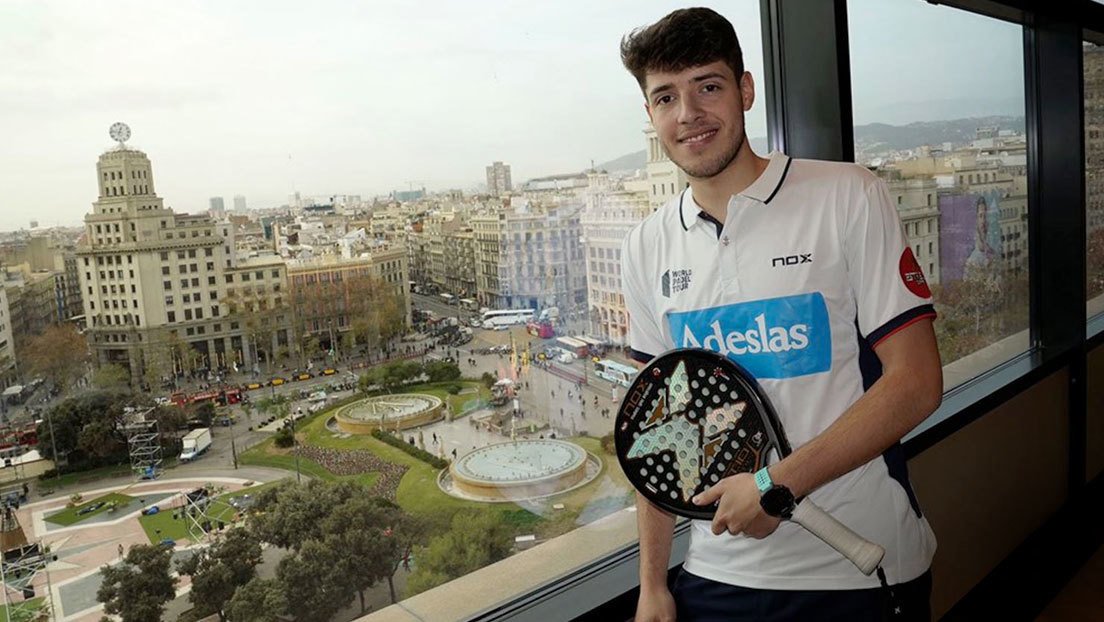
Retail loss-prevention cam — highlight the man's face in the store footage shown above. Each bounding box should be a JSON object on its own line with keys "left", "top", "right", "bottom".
{"left": 643, "top": 60, "right": 754, "bottom": 179}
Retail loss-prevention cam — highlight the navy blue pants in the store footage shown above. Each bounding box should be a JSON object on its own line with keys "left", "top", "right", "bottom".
{"left": 672, "top": 569, "right": 932, "bottom": 622}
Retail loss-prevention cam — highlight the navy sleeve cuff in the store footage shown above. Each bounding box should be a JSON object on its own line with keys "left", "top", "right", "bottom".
{"left": 628, "top": 348, "right": 655, "bottom": 364}
{"left": 867, "top": 305, "right": 937, "bottom": 348}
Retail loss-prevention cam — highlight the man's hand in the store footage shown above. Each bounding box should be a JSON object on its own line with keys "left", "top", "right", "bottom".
{"left": 635, "top": 584, "right": 676, "bottom": 622}
{"left": 692, "top": 472, "right": 781, "bottom": 538}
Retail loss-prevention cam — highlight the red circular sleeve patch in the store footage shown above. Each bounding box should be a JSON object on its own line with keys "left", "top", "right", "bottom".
{"left": 899, "top": 248, "right": 931, "bottom": 298}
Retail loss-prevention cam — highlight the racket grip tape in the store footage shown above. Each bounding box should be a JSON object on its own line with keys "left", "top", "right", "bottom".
{"left": 791, "top": 498, "right": 885, "bottom": 575}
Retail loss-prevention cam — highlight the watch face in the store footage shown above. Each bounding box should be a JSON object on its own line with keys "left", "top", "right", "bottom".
{"left": 109, "top": 122, "right": 131, "bottom": 143}
{"left": 761, "top": 485, "right": 796, "bottom": 519}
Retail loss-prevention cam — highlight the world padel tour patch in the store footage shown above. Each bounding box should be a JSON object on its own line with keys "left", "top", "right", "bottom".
{"left": 666, "top": 293, "right": 831, "bottom": 379}
{"left": 899, "top": 248, "right": 931, "bottom": 298}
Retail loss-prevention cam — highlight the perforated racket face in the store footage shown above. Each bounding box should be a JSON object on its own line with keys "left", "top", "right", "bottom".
{"left": 614, "top": 348, "right": 791, "bottom": 520}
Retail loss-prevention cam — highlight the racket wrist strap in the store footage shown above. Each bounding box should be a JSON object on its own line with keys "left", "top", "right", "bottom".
{"left": 754, "top": 467, "right": 773, "bottom": 494}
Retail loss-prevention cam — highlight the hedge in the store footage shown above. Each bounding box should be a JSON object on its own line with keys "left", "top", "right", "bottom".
{"left": 370, "top": 430, "right": 449, "bottom": 469}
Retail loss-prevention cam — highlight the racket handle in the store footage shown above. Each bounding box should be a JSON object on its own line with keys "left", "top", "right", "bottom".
{"left": 791, "top": 498, "right": 885, "bottom": 575}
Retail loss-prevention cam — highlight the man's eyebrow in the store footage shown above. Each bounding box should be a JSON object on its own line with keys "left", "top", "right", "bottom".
{"left": 647, "top": 71, "right": 729, "bottom": 100}
{"left": 647, "top": 82, "right": 674, "bottom": 100}
{"left": 691, "top": 71, "right": 727, "bottom": 84}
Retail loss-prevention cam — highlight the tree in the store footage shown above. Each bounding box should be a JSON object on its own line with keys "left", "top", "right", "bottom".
{"left": 404, "top": 511, "right": 512, "bottom": 597}
{"left": 97, "top": 544, "right": 178, "bottom": 622}
{"left": 480, "top": 372, "right": 496, "bottom": 389}
{"left": 190, "top": 401, "right": 216, "bottom": 427}
{"left": 38, "top": 390, "right": 131, "bottom": 467}
{"left": 424, "top": 360, "right": 461, "bottom": 383}
{"left": 21, "top": 324, "right": 89, "bottom": 393}
{"left": 276, "top": 539, "right": 356, "bottom": 622}
{"left": 320, "top": 496, "right": 424, "bottom": 612}
{"left": 177, "top": 529, "right": 263, "bottom": 621}
{"left": 225, "top": 578, "right": 287, "bottom": 622}
{"left": 141, "top": 344, "right": 174, "bottom": 392}
{"left": 92, "top": 363, "right": 131, "bottom": 391}
{"left": 273, "top": 427, "right": 294, "bottom": 448}
{"left": 249, "top": 480, "right": 364, "bottom": 550}
{"left": 226, "top": 290, "right": 280, "bottom": 375}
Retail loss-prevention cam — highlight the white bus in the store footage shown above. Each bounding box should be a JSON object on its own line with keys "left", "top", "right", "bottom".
{"left": 481, "top": 308, "right": 535, "bottom": 329}
{"left": 460, "top": 298, "right": 477, "bottom": 311}
{"left": 555, "top": 336, "right": 590, "bottom": 358}
{"left": 576, "top": 335, "right": 607, "bottom": 355}
{"left": 440, "top": 293, "right": 455, "bottom": 304}
{"left": 594, "top": 359, "right": 638, "bottom": 387}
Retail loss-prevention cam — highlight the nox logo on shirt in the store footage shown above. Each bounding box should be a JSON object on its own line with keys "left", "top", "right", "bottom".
{"left": 666, "top": 293, "right": 831, "bottom": 379}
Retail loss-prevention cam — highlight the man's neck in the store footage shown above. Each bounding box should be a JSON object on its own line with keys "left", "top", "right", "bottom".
{"left": 688, "top": 142, "right": 770, "bottom": 223}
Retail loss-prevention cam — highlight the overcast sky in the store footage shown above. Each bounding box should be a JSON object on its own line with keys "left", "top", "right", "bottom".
{"left": 1, "top": 0, "right": 1024, "bottom": 232}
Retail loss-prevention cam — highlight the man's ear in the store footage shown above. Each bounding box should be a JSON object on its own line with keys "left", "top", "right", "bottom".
{"left": 644, "top": 101, "right": 654, "bottom": 124}
{"left": 740, "top": 71, "right": 755, "bottom": 112}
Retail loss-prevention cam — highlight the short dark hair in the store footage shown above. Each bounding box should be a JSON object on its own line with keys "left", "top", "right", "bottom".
{"left": 620, "top": 7, "right": 745, "bottom": 95}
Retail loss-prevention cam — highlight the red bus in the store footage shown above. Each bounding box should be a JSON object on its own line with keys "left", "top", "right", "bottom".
{"left": 170, "top": 388, "right": 243, "bottom": 407}
{"left": 526, "top": 320, "right": 554, "bottom": 339}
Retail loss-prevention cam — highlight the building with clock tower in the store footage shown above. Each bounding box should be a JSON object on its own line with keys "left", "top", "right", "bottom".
{"left": 76, "top": 124, "right": 290, "bottom": 385}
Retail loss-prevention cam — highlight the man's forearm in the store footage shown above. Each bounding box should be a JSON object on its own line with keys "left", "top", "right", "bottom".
{"left": 770, "top": 365, "right": 941, "bottom": 500}
{"left": 636, "top": 491, "right": 676, "bottom": 591}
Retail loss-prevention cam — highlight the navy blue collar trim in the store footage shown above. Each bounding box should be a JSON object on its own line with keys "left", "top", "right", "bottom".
{"left": 698, "top": 212, "right": 723, "bottom": 239}
{"left": 763, "top": 156, "right": 793, "bottom": 205}
{"left": 677, "top": 189, "right": 691, "bottom": 231}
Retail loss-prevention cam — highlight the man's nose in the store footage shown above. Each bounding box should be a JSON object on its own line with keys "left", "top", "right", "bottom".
{"left": 678, "top": 94, "right": 704, "bottom": 124}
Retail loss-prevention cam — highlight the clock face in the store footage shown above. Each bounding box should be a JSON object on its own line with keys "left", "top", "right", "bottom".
{"left": 109, "top": 122, "right": 131, "bottom": 143}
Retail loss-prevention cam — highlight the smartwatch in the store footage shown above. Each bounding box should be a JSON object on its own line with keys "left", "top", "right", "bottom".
{"left": 754, "top": 467, "right": 796, "bottom": 520}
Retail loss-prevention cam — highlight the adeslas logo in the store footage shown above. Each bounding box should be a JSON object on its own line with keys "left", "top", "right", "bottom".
{"left": 666, "top": 293, "right": 831, "bottom": 379}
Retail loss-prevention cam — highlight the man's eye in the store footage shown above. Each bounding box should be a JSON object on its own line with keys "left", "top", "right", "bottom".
{"left": 655, "top": 95, "right": 673, "bottom": 106}
{"left": 702, "top": 84, "right": 720, "bottom": 93}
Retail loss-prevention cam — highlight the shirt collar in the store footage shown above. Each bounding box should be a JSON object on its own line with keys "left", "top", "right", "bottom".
{"left": 678, "top": 151, "right": 793, "bottom": 232}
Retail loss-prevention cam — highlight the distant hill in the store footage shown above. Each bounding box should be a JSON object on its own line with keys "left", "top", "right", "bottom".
{"left": 855, "top": 115, "right": 1025, "bottom": 152}
{"left": 567, "top": 116, "right": 1021, "bottom": 179}
{"left": 596, "top": 150, "right": 646, "bottom": 172}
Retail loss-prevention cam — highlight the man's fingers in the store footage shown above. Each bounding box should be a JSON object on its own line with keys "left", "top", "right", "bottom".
{"left": 692, "top": 485, "right": 720, "bottom": 506}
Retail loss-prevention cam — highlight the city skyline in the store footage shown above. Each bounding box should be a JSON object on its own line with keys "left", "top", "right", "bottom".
{"left": 2, "top": 0, "right": 1024, "bottom": 232}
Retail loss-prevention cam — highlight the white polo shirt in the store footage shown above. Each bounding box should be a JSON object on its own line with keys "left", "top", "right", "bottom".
{"left": 621, "top": 151, "right": 937, "bottom": 590}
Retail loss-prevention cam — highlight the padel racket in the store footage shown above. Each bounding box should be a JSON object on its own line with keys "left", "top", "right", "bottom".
{"left": 614, "top": 347, "right": 885, "bottom": 575}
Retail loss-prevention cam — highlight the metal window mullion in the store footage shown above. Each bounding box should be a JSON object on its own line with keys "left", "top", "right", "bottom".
{"left": 1023, "top": 8, "right": 1088, "bottom": 492}
{"left": 759, "top": 0, "right": 852, "bottom": 162}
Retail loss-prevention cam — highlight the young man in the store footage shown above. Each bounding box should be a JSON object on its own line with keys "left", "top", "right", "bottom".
{"left": 619, "top": 8, "right": 943, "bottom": 622}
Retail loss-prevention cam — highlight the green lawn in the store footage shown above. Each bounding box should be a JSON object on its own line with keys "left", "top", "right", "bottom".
{"left": 238, "top": 381, "right": 637, "bottom": 540}
{"left": 44, "top": 493, "right": 135, "bottom": 526}
{"left": 38, "top": 464, "right": 133, "bottom": 490}
{"left": 137, "top": 480, "right": 289, "bottom": 544}
{"left": 0, "top": 597, "right": 44, "bottom": 621}
{"left": 238, "top": 435, "right": 380, "bottom": 489}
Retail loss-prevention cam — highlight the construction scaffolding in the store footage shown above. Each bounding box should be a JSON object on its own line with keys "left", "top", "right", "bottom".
{"left": 179, "top": 486, "right": 236, "bottom": 542}
{"left": 123, "top": 408, "right": 162, "bottom": 481}
{"left": 0, "top": 541, "right": 55, "bottom": 622}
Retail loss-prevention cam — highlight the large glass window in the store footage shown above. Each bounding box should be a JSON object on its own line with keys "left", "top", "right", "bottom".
{"left": 3, "top": 2, "right": 766, "bottom": 620}
{"left": 849, "top": 0, "right": 1030, "bottom": 389}
{"left": 1086, "top": 39, "right": 1104, "bottom": 317}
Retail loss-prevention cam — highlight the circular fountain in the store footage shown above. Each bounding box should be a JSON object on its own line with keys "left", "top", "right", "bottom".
{"left": 440, "top": 439, "right": 601, "bottom": 502}
{"left": 331, "top": 394, "right": 444, "bottom": 434}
